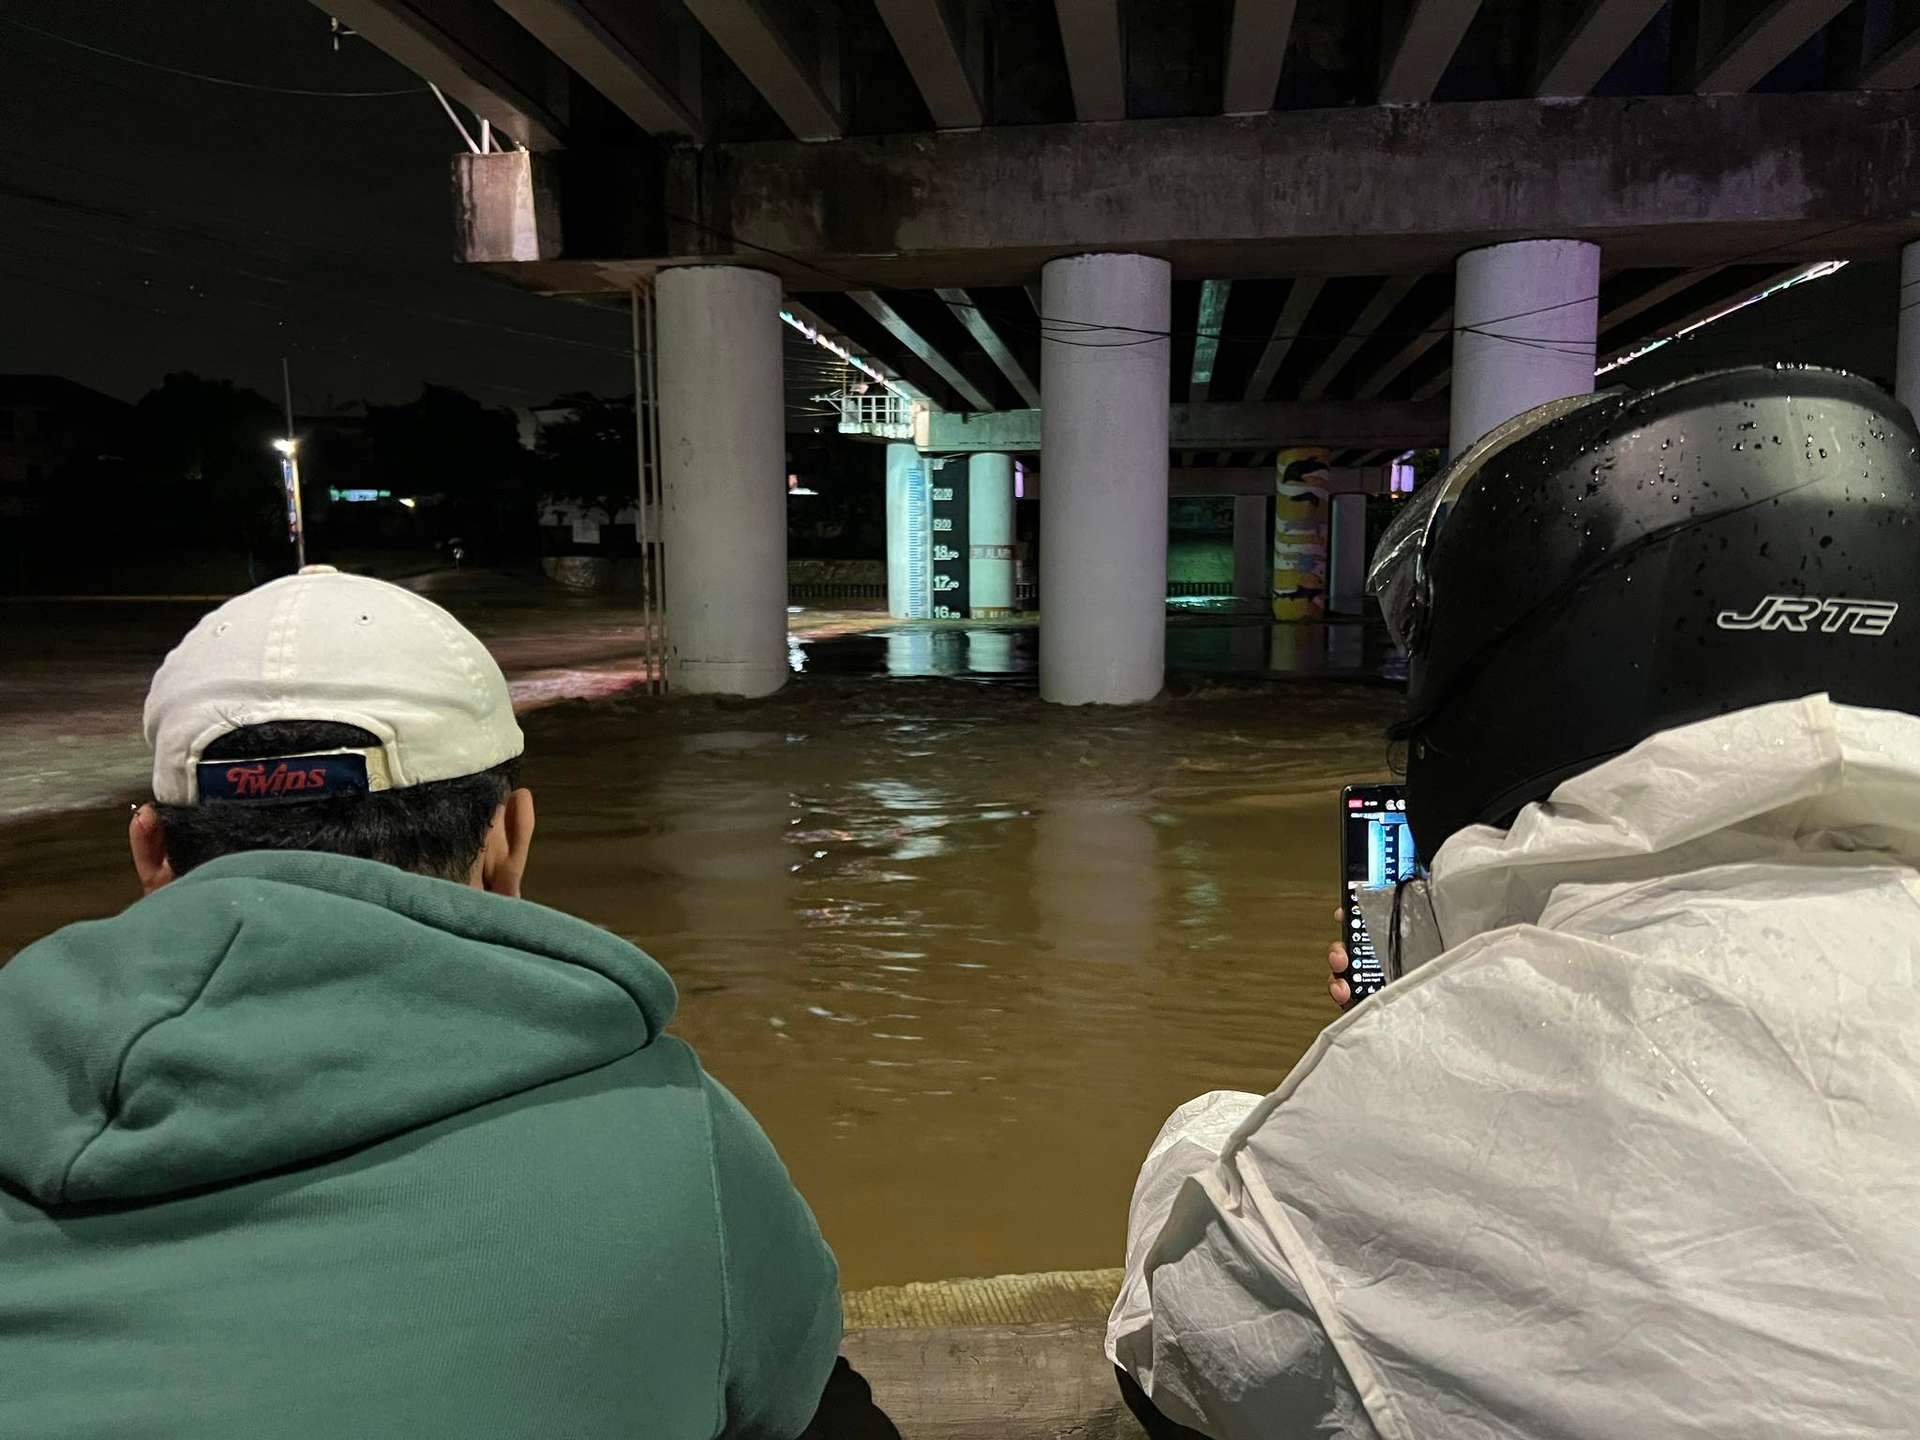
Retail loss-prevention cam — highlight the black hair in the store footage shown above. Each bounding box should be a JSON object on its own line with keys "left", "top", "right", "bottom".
{"left": 155, "top": 721, "right": 521, "bottom": 883}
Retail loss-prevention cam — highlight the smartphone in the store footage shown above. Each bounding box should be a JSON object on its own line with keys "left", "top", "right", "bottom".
{"left": 1340, "top": 783, "right": 1416, "bottom": 1002}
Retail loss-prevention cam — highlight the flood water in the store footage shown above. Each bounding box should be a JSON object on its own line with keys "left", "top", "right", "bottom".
{"left": 0, "top": 583, "right": 1402, "bottom": 1288}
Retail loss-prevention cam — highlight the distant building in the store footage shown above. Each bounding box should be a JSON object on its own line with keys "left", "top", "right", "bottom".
{"left": 0, "top": 376, "right": 130, "bottom": 520}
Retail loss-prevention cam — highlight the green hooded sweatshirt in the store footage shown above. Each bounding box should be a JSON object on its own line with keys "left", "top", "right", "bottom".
{"left": 0, "top": 851, "right": 842, "bottom": 1439}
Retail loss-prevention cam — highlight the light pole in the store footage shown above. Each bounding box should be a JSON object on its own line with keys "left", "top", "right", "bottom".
{"left": 272, "top": 437, "right": 307, "bottom": 570}
{"left": 276, "top": 357, "right": 306, "bottom": 570}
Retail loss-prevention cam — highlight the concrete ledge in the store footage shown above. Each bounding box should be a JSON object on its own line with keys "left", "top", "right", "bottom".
{"left": 830, "top": 1271, "right": 1136, "bottom": 1440}
{"left": 845, "top": 1267, "right": 1123, "bottom": 1330}
{"left": 838, "top": 1322, "right": 1144, "bottom": 1440}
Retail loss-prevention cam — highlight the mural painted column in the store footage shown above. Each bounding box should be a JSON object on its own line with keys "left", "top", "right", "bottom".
{"left": 1272, "top": 448, "right": 1331, "bottom": 621}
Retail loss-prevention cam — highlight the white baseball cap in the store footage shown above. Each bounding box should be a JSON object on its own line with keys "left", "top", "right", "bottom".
{"left": 144, "top": 567, "right": 524, "bottom": 805}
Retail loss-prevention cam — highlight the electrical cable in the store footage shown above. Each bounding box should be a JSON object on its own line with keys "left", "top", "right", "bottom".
{"left": 0, "top": 149, "right": 1863, "bottom": 375}
{"left": 1, "top": 16, "right": 1886, "bottom": 410}
{"left": 0, "top": 182, "right": 635, "bottom": 362}
{"left": 0, "top": 16, "right": 424, "bottom": 97}
{"left": 656, "top": 201, "right": 1875, "bottom": 363}
{"left": 3, "top": 7, "right": 1895, "bottom": 361}
{"left": 0, "top": 258, "right": 572, "bottom": 404}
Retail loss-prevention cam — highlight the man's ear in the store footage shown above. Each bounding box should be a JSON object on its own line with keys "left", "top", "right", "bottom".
{"left": 129, "top": 804, "right": 176, "bottom": 895}
{"left": 478, "top": 787, "right": 536, "bottom": 897}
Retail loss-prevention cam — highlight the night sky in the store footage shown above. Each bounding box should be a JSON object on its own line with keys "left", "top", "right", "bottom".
{"left": 0, "top": 0, "right": 632, "bottom": 413}
{"left": 0, "top": 1, "right": 1901, "bottom": 416}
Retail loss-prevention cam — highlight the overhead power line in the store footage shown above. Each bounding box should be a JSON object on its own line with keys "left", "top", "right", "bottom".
{"left": 0, "top": 17, "right": 423, "bottom": 97}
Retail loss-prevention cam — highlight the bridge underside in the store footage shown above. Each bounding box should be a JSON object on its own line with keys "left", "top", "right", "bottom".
{"left": 327, "top": 0, "right": 1920, "bottom": 698}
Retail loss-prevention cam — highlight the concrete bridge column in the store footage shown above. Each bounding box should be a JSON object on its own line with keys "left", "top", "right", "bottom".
{"left": 656, "top": 265, "right": 788, "bottom": 696}
{"left": 1899, "top": 242, "right": 1920, "bottom": 428}
{"left": 1231, "top": 495, "right": 1268, "bottom": 601}
{"left": 968, "top": 452, "right": 1015, "bottom": 618}
{"left": 1450, "top": 239, "right": 1601, "bottom": 456}
{"left": 1039, "top": 253, "right": 1172, "bottom": 704}
{"left": 1328, "top": 492, "right": 1369, "bottom": 614}
{"left": 885, "top": 441, "right": 928, "bottom": 619}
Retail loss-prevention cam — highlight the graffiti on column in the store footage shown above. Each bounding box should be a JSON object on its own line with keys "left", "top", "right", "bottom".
{"left": 930, "top": 458, "right": 971, "bottom": 619}
{"left": 1272, "top": 448, "right": 1331, "bottom": 621}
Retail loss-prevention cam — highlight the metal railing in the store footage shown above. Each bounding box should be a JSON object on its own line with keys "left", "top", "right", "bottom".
{"left": 837, "top": 386, "right": 915, "bottom": 439}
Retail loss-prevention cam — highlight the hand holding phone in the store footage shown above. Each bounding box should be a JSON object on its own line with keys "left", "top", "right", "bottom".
{"left": 1327, "top": 911, "right": 1353, "bottom": 1008}
{"left": 1339, "top": 784, "right": 1415, "bottom": 1005}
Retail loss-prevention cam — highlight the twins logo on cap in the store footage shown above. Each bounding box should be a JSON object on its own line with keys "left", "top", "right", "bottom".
{"left": 196, "top": 751, "right": 390, "bottom": 803}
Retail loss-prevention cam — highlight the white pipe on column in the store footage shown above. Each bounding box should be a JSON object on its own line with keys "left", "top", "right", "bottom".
{"left": 1450, "top": 239, "right": 1601, "bottom": 456}
{"left": 885, "top": 441, "right": 927, "bottom": 619}
{"left": 1231, "top": 495, "right": 1267, "bottom": 601}
{"left": 656, "top": 266, "right": 787, "bottom": 697}
{"left": 1899, "top": 242, "right": 1920, "bottom": 429}
{"left": 1040, "top": 253, "right": 1172, "bottom": 704}
{"left": 968, "top": 452, "right": 1015, "bottom": 617}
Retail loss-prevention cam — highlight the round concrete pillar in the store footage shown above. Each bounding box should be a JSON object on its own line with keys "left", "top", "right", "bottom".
{"left": 1899, "top": 242, "right": 1920, "bottom": 429}
{"left": 1450, "top": 239, "right": 1601, "bottom": 456}
{"left": 968, "top": 452, "right": 1015, "bottom": 617}
{"left": 1039, "top": 253, "right": 1172, "bottom": 705}
{"left": 1231, "top": 495, "right": 1268, "bottom": 602}
{"left": 885, "top": 441, "right": 927, "bottom": 619}
{"left": 1328, "top": 492, "right": 1369, "bottom": 615}
{"left": 656, "top": 266, "right": 787, "bottom": 697}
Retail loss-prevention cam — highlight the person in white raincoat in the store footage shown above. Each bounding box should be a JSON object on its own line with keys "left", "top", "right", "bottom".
{"left": 1110, "top": 369, "right": 1920, "bottom": 1439}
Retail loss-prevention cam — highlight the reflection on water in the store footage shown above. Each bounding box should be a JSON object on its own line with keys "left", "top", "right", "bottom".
{"left": 0, "top": 604, "right": 1403, "bottom": 1287}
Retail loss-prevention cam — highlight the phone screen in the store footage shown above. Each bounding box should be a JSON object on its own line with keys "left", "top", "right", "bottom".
{"left": 1341, "top": 783, "right": 1415, "bottom": 1002}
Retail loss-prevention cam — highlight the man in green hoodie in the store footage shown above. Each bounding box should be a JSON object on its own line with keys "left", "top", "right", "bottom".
{"left": 0, "top": 567, "right": 844, "bottom": 1439}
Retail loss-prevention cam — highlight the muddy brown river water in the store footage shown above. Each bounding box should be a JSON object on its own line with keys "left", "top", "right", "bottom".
{"left": 0, "top": 582, "right": 1402, "bottom": 1287}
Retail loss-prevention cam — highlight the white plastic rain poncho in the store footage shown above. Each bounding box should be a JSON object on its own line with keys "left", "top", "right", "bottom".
{"left": 1109, "top": 695, "right": 1920, "bottom": 1439}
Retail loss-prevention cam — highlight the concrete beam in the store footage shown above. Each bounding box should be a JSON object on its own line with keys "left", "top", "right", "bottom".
{"left": 1169, "top": 466, "right": 1382, "bottom": 496}
{"left": 1694, "top": 0, "right": 1852, "bottom": 94}
{"left": 1597, "top": 264, "right": 1809, "bottom": 370}
{"left": 936, "top": 288, "right": 1040, "bottom": 406}
{"left": 1379, "top": 0, "right": 1485, "bottom": 104}
{"left": 1016, "top": 466, "right": 1384, "bottom": 498}
{"left": 1862, "top": 19, "right": 1920, "bottom": 89}
{"left": 316, "top": 0, "right": 568, "bottom": 148}
{"left": 494, "top": 0, "right": 702, "bottom": 139}
{"left": 1355, "top": 302, "right": 1449, "bottom": 399}
{"left": 852, "top": 291, "right": 995, "bottom": 411}
{"left": 784, "top": 300, "right": 929, "bottom": 401}
{"left": 466, "top": 92, "right": 1920, "bottom": 291}
{"left": 1223, "top": 0, "right": 1299, "bottom": 114}
{"left": 1534, "top": 0, "right": 1666, "bottom": 96}
{"left": 921, "top": 398, "right": 1448, "bottom": 452}
{"left": 1055, "top": 0, "right": 1126, "bottom": 121}
{"left": 1596, "top": 265, "right": 1725, "bottom": 333}
{"left": 455, "top": 150, "right": 562, "bottom": 263}
{"left": 1245, "top": 277, "right": 1323, "bottom": 401}
{"left": 875, "top": 0, "right": 984, "bottom": 129}
{"left": 683, "top": 0, "right": 841, "bottom": 140}
{"left": 1190, "top": 279, "right": 1233, "bottom": 401}
{"left": 1302, "top": 275, "right": 1417, "bottom": 399}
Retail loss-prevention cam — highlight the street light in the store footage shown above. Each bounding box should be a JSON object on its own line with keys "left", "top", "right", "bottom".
{"left": 271, "top": 435, "right": 307, "bottom": 569}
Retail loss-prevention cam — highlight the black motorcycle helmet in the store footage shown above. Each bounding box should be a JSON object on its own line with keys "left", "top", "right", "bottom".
{"left": 1372, "top": 366, "right": 1920, "bottom": 863}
